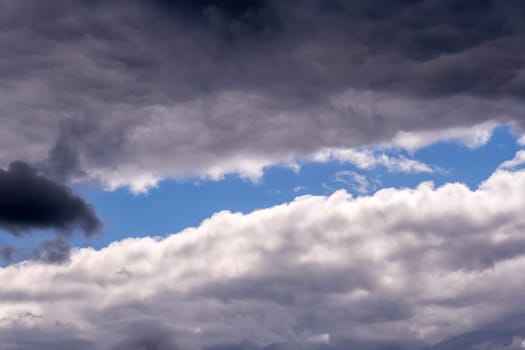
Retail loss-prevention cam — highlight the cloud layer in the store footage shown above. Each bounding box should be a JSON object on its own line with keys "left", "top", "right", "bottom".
{"left": 1, "top": 0, "right": 524, "bottom": 190}
{"left": 2, "top": 168, "right": 525, "bottom": 349}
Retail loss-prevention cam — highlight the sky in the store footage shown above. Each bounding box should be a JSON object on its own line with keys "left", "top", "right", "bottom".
{"left": 1, "top": 1, "right": 525, "bottom": 349}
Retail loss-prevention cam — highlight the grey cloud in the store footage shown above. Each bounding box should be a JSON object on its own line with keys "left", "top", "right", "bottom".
{"left": 32, "top": 237, "right": 71, "bottom": 264}
{"left": 0, "top": 244, "right": 14, "bottom": 262}
{"left": 0, "top": 0, "right": 524, "bottom": 189}
{"left": 429, "top": 315, "right": 525, "bottom": 349}
{"left": 107, "top": 320, "right": 181, "bottom": 350}
{"left": 0, "top": 327, "right": 93, "bottom": 350}
{"left": 41, "top": 122, "right": 85, "bottom": 182}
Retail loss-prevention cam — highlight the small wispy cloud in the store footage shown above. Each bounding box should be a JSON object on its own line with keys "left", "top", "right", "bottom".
{"left": 333, "top": 170, "right": 381, "bottom": 194}
{"left": 312, "top": 148, "right": 434, "bottom": 174}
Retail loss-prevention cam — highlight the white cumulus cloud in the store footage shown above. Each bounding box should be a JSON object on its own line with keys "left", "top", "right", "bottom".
{"left": 2, "top": 168, "right": 525, "bottom": 348}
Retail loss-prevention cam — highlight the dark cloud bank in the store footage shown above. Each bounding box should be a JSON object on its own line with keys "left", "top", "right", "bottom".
{"left": 0, "top": 0, "right": 524, "bottom": 189}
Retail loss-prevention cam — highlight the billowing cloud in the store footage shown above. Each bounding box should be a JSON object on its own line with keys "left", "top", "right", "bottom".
{"left": 2, "top": 168, "right": 525, "bottom": 348}
{"left": 0, "top": 0, "right": 524, "bottom": 190}
{"left": 0, "top": 161, "right": 100, "bottom": 236}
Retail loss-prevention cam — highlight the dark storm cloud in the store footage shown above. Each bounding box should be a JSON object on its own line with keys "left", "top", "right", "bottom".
{"left": 1, "top": 0, "right": 524, "bottom": 189}
{"left": 0, "top": 161, "right": 101, "bottom": 235}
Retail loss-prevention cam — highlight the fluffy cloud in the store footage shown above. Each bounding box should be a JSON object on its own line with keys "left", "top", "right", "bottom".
{"left": 2, "top": 168, "right": 525, "bottom": 348}
{"left": 1, "top": 1, "right": 524, "bottom": 190}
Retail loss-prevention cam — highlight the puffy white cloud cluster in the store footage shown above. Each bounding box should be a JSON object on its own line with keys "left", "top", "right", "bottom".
{"left": 3, "top": 168, "right": 525, "bottom": 349}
